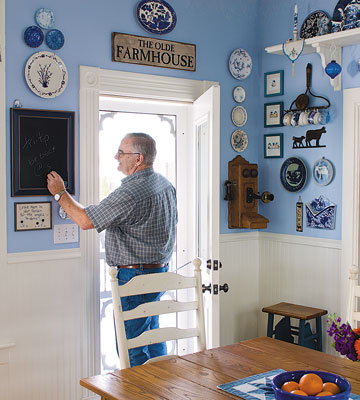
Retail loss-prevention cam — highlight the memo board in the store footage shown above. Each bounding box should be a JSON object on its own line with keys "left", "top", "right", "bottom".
{"left": 11, "top": 108, "right": 75, "bottom": 196}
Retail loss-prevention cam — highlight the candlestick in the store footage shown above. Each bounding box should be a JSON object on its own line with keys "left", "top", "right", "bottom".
{"left": 293, "top": 3, "right": 298, "bottom": 40}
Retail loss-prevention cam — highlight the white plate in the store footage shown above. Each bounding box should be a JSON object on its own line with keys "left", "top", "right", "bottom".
{"left": 233, "top": 86, "right": 246, "bottom": 103}
{"left": 313, "top": 157, "right": 334, "bottom": 186}
{"left": 229, "top": 48, "right": 252, "bottom": 80}
{"left": 231, "top": 129, "right": 248, "bottom": 152}
{"left": 231, "top": 105, "right": 247, "bottom": 127}
{"left": 35, "top": 8, "right": 55, "bottom": 29}
{"left": 25, "top": 51, "right": 68, "bottom": 98}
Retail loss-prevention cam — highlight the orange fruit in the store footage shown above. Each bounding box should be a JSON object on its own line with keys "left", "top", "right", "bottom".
{"left": 322, "top": 383, "right": 341, "bottom": 394}
{"left": 316, "top": 392, "right": 334, "bottom": 397}
{"left": 291, "top": 390, "right": 309, "bottom": 396}
{"left": 282, "top": 381, "right": 301, "bottom": 392}
{"left": 299, "top": 373, "right": 324, "bottom": 396}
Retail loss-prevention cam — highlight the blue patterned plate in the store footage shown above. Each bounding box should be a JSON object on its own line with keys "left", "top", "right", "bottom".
{"left": 35, "top": 8, "right": 55, "bottom": 29}
{"left": 229, "top": 48, "right": 252, "bottom": 80}
{"left": 231, "top": 129, "right": 248, "bottom": 152}
{"left": 313, "top": 157, "right": 334, "bottom": 186}
{"left": 300, "top": 10, "right": 330, "bottom": 38}
{"left": 280, "top": 157, "right": 307, "bottom": 192}
{"left": 233, "top": 86, "right": 246, "bottom": 103}
{"left": 24, "top": 26, "right": 44, "bottom": 48}
{"left": 46, "top": 29, "right": 65, "bottom": 50}
{"left": 136, "top": 0, "right": 177, "bottom": 34}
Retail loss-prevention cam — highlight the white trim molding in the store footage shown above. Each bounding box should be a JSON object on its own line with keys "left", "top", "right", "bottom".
{"left": 79, "top": 65, "right": 218, "bottom": 385}
{"left": 342, "top": 88, "right": 360, "bottom": 319}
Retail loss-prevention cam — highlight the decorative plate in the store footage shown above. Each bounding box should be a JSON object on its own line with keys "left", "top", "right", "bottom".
{"left": 229, "top": 48, "right": 252, "bottom": 80}
{"left": 136, "top": 0, "right": 177, "bottom": 35}
{"left": 25, "top": 51, "right": 68, "bottom": 98}
{"left": 231, "top": 129, "right": 248, "bottom": 152}
{"left": 343, "top": 1, "right": 360, "bottom": 30}
{"left": 24, "top": 26, "right": 44, "bottom": 48}
{"left": 46, "top": 29, "right": 65, "bottom": 50}
{"left": 312, "top": 157, "right": 334, "bottom": 186}
{"left": 280, "top": 157, "right": 307, "bottom": 192}
{"left": 59, "top": 206, "right": 70, "bottom": 220}
{"left": 233, "top": 86, "right": 246, "bottom": 103}
{"left": 300, "top": 10, "right": 330, "bottom": 38}
{"left": 231, "top": 105, "right": 247, "bottom": 127}
{"left": 35, "top": 8, "right": 55, "bottom": 29}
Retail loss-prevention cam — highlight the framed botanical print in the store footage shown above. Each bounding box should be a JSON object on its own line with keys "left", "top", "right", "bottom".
{"left": 264, "top": 102, "right": 283, "bottom": 127}
{"left": 264, "top": 70, "right": 284, "bottom": 97}
{"left": 264, "top": 133, "right": 283, "bottom": 158}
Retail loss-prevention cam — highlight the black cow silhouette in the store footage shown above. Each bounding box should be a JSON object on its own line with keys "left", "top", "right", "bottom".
{"left": 305, "top": 127, "right": 326, "bottom": 147}
{"left": 292, "top": 136, "right": 305, "bottom": 148}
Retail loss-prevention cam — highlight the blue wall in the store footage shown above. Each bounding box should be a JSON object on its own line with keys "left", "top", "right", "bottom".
{"left": 6, "top": 0, "right": 359, "bottom": 252}
{"left": 5, "top": 0, "right": 260, "bottom": 252}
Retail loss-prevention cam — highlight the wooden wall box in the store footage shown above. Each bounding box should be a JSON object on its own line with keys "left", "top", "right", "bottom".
{"left": 228, "top": 155, "right": 269, "bottom": 229}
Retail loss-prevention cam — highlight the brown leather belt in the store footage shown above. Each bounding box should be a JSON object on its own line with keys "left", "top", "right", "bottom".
{"left": 117, "top": 263, "right": 166, "bottom": 269}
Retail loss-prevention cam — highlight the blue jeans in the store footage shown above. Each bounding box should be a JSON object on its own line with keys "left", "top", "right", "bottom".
{"left": 115, "top": 264, "right": 168, "bottom": 367}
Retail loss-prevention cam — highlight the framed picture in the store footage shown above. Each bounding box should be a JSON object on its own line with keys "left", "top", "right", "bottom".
{"left": 264, "top": 70, "right": 284, "bottom": 97}
{"left": 11, "top": 108, "right": 75, "bottom": 196}
{"left": 14, "top": 201, "right": 52, "bottom": 231}
{"left": 264, "top": 133, "right": 283, "bottom": 158}
{"left": 264, "top": 102, "right": 283, "bottom": 128}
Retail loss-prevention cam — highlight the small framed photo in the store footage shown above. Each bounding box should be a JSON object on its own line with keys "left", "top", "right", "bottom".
{"left": 264, "top": 133, "right": 283, "bottom": 158}
{"left": 14, "top": 201, "right": 52, "bottom": 231}
{"left": 264, "top": 70, "right": 284, "bottom": 97}
{"left": 264, "top": 101, "right": 283, "bottom": 128}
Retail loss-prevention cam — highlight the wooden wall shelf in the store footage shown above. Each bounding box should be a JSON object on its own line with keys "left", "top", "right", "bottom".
{"left": 265, "top": 27, "right": 360, "bottom": 92}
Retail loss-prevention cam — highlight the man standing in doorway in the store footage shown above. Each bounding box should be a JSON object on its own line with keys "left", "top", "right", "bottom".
{"left": 47, "top": 132, "right": 178, "bottom": 367}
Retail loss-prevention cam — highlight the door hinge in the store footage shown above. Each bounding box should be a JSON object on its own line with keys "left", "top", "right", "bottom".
{"left": 206, "top": 259, "right": 222, "bottom": 270}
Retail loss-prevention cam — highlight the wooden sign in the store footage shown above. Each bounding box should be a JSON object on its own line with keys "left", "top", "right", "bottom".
{"left": 14, "top": 202, "right": 52, "bottom": 231}
{"left": 112, "top": 32, "right": 196, "bottom": 72}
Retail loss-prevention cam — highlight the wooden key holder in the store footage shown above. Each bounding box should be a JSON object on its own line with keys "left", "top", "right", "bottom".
{"left": 225, "top": 155, "right": 273, "bottom": 229}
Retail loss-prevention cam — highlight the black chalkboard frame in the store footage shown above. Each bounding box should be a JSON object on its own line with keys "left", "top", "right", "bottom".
{"left": 11, "top": 108, "right": 75, "bottom": 196}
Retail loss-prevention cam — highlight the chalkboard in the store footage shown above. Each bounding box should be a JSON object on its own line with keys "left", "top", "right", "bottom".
{"left": 11, "top": 108, "right": 75, "bottom": 196}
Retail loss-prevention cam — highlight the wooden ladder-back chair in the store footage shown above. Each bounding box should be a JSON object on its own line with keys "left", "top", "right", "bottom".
{"left": 109, "top": 258, "right": 206, "bottom": 369}
{"left": 347, "top": 265, "right": 360, "bottom": 328}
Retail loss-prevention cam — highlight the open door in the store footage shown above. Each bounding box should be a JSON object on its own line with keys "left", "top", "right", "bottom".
{"left": 193, "top": 85, "right": 222, "bottom": 349}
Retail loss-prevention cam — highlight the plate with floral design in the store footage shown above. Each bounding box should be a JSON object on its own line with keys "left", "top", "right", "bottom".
{"left": 229, "top": 48, "right": 252, "bottom": 80}
{"left": 231, "top": 129, "right": 248, "bottom": 152}
{"left": 136, "top": 0, "right": 177, "bottom": 34}
{"left": 25, "top": 51, "right": 68, "bottom": 98}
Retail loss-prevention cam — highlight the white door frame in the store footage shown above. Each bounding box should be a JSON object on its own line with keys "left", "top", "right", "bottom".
{"left": 79, "top": 66, "right": 218, "bottom": 377}
{"left": 342, "top": 88, "right": 360, "bottom": 321}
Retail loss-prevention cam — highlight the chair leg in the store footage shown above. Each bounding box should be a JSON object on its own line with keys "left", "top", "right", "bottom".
{"left": 316, "top": 316, "right": 323, "bottom": 352}
{"left": 298, "top": 319, "right": 305, "bottom": 347}
{"left": 267, "top": 313, "right": 274, "bottom": 337}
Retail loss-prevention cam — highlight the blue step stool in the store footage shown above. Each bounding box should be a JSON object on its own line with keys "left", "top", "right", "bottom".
{"left": 262, "top": 302, "right": 328, "bottom": 351}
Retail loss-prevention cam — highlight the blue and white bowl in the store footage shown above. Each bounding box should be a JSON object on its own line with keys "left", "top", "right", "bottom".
{"left": 272, "top": 370, "right": 351, "bottom": 400}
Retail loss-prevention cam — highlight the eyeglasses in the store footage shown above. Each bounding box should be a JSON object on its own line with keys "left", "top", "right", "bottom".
{"left": 116, "top": 150, "right": 140, "bottom": 157}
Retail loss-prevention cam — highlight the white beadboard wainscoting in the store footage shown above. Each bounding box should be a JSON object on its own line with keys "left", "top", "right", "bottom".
{"left": 220, "top": 232, "right": 342, "bottom": 356}
{"left": 3, "top": 249, "right": 84, "bottom": 400}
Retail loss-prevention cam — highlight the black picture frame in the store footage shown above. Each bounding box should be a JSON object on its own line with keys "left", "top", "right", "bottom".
{"left": 11, "top": 108, "right": 75, "bottom": 196}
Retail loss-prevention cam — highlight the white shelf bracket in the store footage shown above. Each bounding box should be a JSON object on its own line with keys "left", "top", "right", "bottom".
{"left": 312, "top": 43, "right": 342, "bottom": 91}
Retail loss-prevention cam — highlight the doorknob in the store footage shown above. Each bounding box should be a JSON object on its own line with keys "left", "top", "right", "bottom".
{"left": 202, "top": 283, "right": 211, "bottom": 293}
{"left": 219, "top": 283, "right": 229, "bottom": 293}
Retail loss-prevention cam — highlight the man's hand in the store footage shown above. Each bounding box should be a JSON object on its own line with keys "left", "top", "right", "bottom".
{"left": 47, "top": 171, "right": 66, "bottom": 195}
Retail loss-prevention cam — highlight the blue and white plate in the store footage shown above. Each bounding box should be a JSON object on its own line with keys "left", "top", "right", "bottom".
{"left": 35, "top": 8, "right": 55, "bottom": 29}
{"left": 46, "top": 29, "right": 64, "bottom": 50}
{"left": 24, "top": 26, "right": 44, "bottom": 48}
{"left": 136, "top": 0, "right": 177, "bottom": 34}
{"left": 300, "top": 10, "right": 330, "bottom": 38}
{"left": 233, "top": 86, "right": 246, "bottom": 103}
{"left": 229, "top": 48, "right": 252, "bottom": 80}
{"left": 231, "top": 105, "right": 247, "bottom": 127}
{"left": 231, "top": 129, "right": 248, "bottom": 152}
{"left": 25, "top": 51, "right": 68, "bottom": 98}
{"left": 313, "top": 157, "right": 334, "bottom": 186}
{"left": 280, "top": 157, "right": 307, "bottom": 192}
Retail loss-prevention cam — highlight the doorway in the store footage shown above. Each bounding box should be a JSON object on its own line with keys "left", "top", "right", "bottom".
{"left": 79, "top": 66, "right": 220, "bottom": 377}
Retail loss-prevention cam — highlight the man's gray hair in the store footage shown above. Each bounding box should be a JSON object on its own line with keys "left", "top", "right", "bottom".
{"left": 125, "top": 133, "right": 157, "bottom": 165}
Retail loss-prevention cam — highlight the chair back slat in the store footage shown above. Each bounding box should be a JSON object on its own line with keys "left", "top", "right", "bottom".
{"left": 123, "top": 300, "right": 198, "bottom": 321}
{"left": 127, "top": 327, "right": 199, "bottom": 349}
{"left": 117, "top": 272, "right": 197, "bottom": 296}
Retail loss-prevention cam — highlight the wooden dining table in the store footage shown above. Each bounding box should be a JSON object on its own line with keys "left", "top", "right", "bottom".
{"left": 80, "top": 336, "right": 360, "bottom": 400}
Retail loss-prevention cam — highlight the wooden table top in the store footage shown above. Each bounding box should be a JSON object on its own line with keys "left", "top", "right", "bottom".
{"left": 80, "top": 337, "right": 360, "bottom": 400}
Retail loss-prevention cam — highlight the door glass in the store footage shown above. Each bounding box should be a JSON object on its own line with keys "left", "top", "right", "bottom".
{"left": 98, "top": 108, "right": 177, "bottom": 372}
